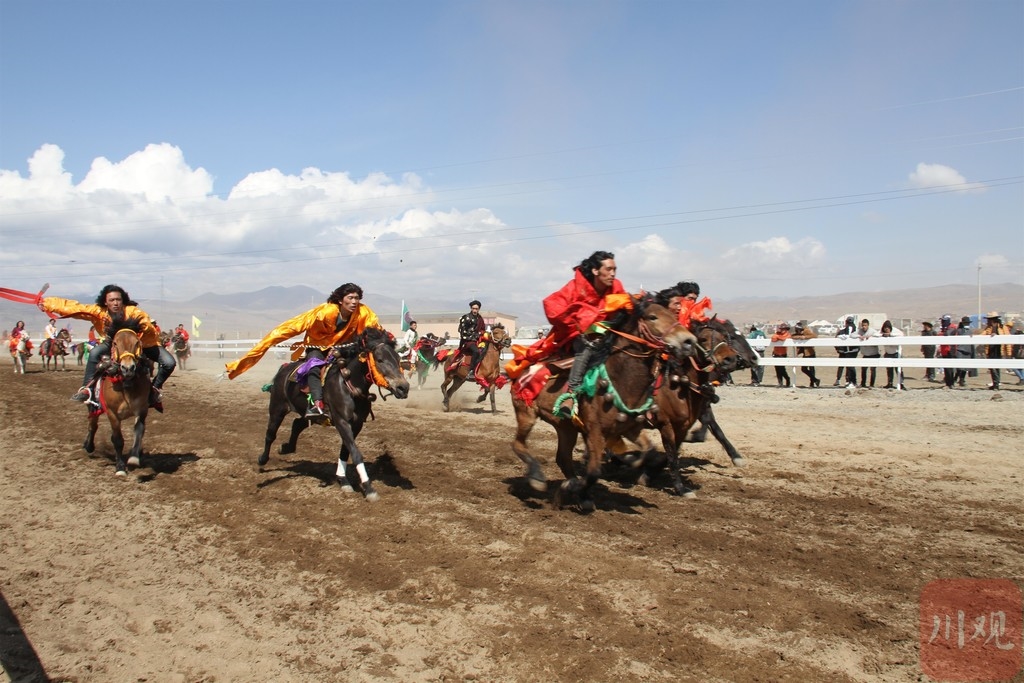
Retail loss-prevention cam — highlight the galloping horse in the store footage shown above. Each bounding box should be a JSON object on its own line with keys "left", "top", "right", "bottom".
{"left": 511, "top": 299, "right": 697, "bottom": 511}
{"left": 260, "top": 327, "right": 410, "bottom": 501}
{"left": 405, "top": 334, "right": 443, "bottom": 390}
{"left": 84, "top": 320, "right": 152, "bottom": 476}
{"left": 440, "top": 324, "right": 512, "bottom": 413}
{"left": 40, "top": 328, "right": 72, "bottom": 371}
{"left": 170, "top": 333, "right": 190, "bottom": 371}
{"left": 684, "top": 317, "right": 759, "bottom": 465}
{"left": 9, "top": 334, "right": 31, "bottom": 374}
{"left": 631, "top": 317, "right": 741, "bottom": 496}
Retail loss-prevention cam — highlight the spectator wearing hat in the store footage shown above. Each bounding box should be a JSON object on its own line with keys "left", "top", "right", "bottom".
{"left": 920, "top": 321, "right": 937, "bottom": 381}
{"left": 979, "top": 312, "right": 1010, "bottom": 390}
{"left": 857, "top": 318, "right": 879, "bottom": 388}
{"left": 791, "top": 321, "right": 820, "bottom": 388}
{"left": 1009, "top": 320, "right": 1024, "bottom": 385}
{"left": 938, "top": 314, "right": 958, "bottom": 387}
{"left": 770, "top": 323, "right": 792, "bottom": 387}
{"left": 834, "top": 316, "right": 859, "bottom": 388}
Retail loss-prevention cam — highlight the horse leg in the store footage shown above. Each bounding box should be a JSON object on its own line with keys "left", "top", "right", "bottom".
{"left": 510, "top": 401, "right": 547, "bottom": 491}
{"left": 489, "top": 384, "right": 497, "bottom": 414}
{"left": 109, "top": 416, "right": 127, "bottom": 476}
{"left": 332, "top": 421, "right": 377, "bottom": 501}
{"left": 126, "top": 413, "right": 147, "bottom": 469}
{"left": 700, "top": 406, "right": 745, "bottom": 467}
{"left": 552, "top": 426, "right": 584, "bottom": 509}
{"left": 280, "top": 417, "right": 309, "bottom": 455}
{"left": 661, "top": 423, "right": 697, "bottom": 498}
{"left": 260, "top": 404, "right": 291, "bottom": 465}
{"left": 84, "top": 413, "right": 99, "bottom": 453}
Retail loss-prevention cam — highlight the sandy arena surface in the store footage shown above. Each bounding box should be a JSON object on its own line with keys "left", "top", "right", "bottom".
{"left": 1, "top": 352, "right": 1022, "bottom": 682}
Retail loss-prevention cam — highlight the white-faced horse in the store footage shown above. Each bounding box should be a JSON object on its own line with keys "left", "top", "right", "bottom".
{"left": 10, "top": 334, "right": 31, "bottom": 374}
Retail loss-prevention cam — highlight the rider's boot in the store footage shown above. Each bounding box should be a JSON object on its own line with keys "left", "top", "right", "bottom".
{"left": 306, "top": 397, "right": 325, "bottom": 418}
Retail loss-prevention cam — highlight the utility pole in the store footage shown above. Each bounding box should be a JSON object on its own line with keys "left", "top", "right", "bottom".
{"left": 976, "top": 264, "right": 981, "bottom": 328}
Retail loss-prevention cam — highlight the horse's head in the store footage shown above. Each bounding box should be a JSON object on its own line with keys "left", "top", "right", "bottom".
{"left": 362, "top": 327, "right": 410, "bottom": 399}
{"left": 693, "top": 318, "right": 740, "bottom": 375}
{"left": 489, "top": 323, "right": 512, "bottom": 350}
{"left": 631, "top": 297, "right": 697, "bottom": 359}
{"left": 714, "top": 317, "right": 759, "bottom": 369}
{"left": 110, "top": 328, "right": 144, "bottom": 379}
{"left": 57, "top": 328, "right": 72, "bottom": 342}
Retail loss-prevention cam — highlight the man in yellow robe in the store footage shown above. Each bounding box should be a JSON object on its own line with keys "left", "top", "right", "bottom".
{"left": 225, "top": 283, "right": 382, "bottom": 417}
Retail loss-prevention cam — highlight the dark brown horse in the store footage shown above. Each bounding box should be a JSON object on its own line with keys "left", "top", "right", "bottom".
{"left": 511, "top": 299, "right": 697, "bottom": 511}
{"left": 170, "top": 333, "right": 190, "bottom": 370}
{"left": 440, "top": 324, "right": 512, "bottom": 413}
{"left": 84, "top": 321, "right": 152, "bottom": 476}
{"left": 260, "top": 327, "right": 410, "bottom": 501}
{"left": 629, "top": 317, "right": 741, "bottom": 497}
{"left": 683, "top": 317, "right": 759, "bottom": 465}
{"left": 40, "top": 328, "right": 72, "bottom": 371}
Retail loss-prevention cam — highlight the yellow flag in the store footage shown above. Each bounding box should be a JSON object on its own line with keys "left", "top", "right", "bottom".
{"left": 191, "top": 315, "right": 202, "bottom": 338}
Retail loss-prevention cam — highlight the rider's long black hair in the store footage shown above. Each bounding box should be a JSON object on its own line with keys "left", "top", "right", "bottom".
{"left": 328, "top": 283, "right": 363, "bottom": 304}
{"left": 95, "top": 284, "right": 138, "bottom": 308}
{"left": 576, "top": 251, "right": 615, "bottom": 287}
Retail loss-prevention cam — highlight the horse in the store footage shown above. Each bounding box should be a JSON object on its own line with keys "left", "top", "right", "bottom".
{"left": 510, "top": 299, "right": 697, "bottom": 511}
{"left": 171, "top": 333, "right": 190, "bottom": 371}
{"left": 629, "top": 316, "right": 742, "bottom": 497}
{"left": 40, "top": 329, "right": 72, "bottom": 372}
{"left": 259, "top": 326, "right": 410, "bottom": 501}
{"left": 10, "top": 334, "right": 31, "bottom": 374}
{"left": 405, "top": 335, "right": 443, "bottom": 390}
{"left": 440, "top": 324, "right": 512, "bottom": 413}
{"left": 71, "top": 340, "right": 94, "bottom": 366}
{"left": 681, "top": 317, "right": 760, "bottom": 466}
{"left": 84, "top": 320, "right": 152, "bottom": 476}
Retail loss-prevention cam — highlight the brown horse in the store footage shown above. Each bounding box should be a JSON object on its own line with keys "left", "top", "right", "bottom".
{"left": 84, "top": 321, "right": 152, "bottom": 476}
{"left": 40, "top": 329, "right": 72, "bottom": 371}
{"left": 440, "top": 324, "right": 512, "bottom": 413}
{"left": 511, "top": 299, "right": 697, "bottom": 511}
{"left": 260, "top": 327, "right": 410, "bottom": 501}
{"left": 629, "top": 317, "right": 742, "bottom": 497}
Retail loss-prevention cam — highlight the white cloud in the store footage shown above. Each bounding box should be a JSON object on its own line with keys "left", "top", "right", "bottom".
{"left": 908, "top": 163, "right": 985, "bottom": 193}
{"left": 721, "top": 236, "right": 826, "bottom": 270}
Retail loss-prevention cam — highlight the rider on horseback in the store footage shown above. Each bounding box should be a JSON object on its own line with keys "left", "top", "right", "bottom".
{"left": 507, "top": 250, "right": 631, "bottom": 419}
{"left": 458, "top": 301, "right": 486, "bottom": 374}
{"left": 225, "top": 283, "right": 383, "bottom": 418}
{"left": 39, "top": 285, "right": 176, "bottom": 410}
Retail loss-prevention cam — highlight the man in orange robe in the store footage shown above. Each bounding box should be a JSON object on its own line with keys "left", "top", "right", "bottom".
{"left": 225, "top": 283, "right": 382, "bottom": 417}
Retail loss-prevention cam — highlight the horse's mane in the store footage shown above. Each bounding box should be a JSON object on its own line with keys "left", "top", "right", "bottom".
{"left": 105, "top": 317, "right": 144, "bottom": 337}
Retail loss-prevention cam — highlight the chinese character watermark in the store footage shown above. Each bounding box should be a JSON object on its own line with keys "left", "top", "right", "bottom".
{"left": 920, "top": 579, "right": 1021, "bottom": 681}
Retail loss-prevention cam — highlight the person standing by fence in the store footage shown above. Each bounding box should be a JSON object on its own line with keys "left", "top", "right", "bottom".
{"left": 834, "top": 316, "right": 858, "bottom": 388}
{"left": 747, "top": 324, "right": 765, "bottom": 386}
{"left": 979, "top": 312, "right": 1010, "bottom": 390}
{"left": 857, "top": 319, "right": 879, "bottom": 388}
{"left": 920, "top": 321, "right": 937, "bottom": 381}
{"left": 771, "top": 323, "right": 791, "bottom": 388}
{"left": 879, "top": 320, "right": 905, "bottom": 390}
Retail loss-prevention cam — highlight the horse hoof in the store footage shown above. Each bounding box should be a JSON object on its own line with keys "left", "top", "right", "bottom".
{"left": 580, "top": 499, "right": 596, "bottom": 512}
{"left": 339, "top": 481, "right": 355, "bottom": 493}
{"left": 680, "top": 489, "right": 697, "bottom": 499}
{"left": 257, "top": 454, "right": 270, "bottom": 466}
{"left": 115, "top": 470, "right": 126, "bottom": 477}
{"left": 127, "top": 456, "right": 140, "bottom": 467}
{"left": 279, "top": 444, "right": 295, "bottom": 455}
{"left": 528, "top": 477, "right": 546, "bottom": 492}
{"left": 83, "top": 442, "right": 95, "bottom": 454}
{"left": 364, "top": 491, "right": 379, "bottom": 502}
{"left": 731, "top": 457, "right": 746, "bottom": 468}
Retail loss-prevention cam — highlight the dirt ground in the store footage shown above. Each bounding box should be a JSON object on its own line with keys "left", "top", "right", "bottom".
{"left": 1, "top": 353, "right": 1022, "bottom": 683}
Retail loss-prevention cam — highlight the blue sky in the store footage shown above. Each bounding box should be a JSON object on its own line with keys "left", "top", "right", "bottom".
{"left": 1, "top": 0, "right": 1021, "bottom": 318}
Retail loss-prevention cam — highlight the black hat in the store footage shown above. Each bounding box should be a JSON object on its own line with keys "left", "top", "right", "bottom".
{"left": 921, "top": 321, "right": 933, "bottom": 328}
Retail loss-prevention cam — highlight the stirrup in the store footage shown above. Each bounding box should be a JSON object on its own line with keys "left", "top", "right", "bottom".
{"left": 553, "top": 392, "right": 576, "bottom": 419}
{"left": 71, "top": 386, "right": 91, "bottom": 402}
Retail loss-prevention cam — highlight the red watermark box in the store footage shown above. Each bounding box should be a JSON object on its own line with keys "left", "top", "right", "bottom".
{"left": 920, "top": 578, "right": 1022, "bottom": 681}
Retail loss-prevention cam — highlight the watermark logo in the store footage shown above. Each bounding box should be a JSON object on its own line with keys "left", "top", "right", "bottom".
{"left": 920, "top": 578, "right": 1021, "bottom": 681}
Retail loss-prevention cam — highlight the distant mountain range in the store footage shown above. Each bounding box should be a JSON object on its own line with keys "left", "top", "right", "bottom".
{"left": 4, "top": 283, "right": 1021, "bottom": 339}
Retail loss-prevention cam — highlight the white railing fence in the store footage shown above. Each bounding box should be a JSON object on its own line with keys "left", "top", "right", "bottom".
{"left": 182, "top": 335, "right": 1023, "bottom": 370}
